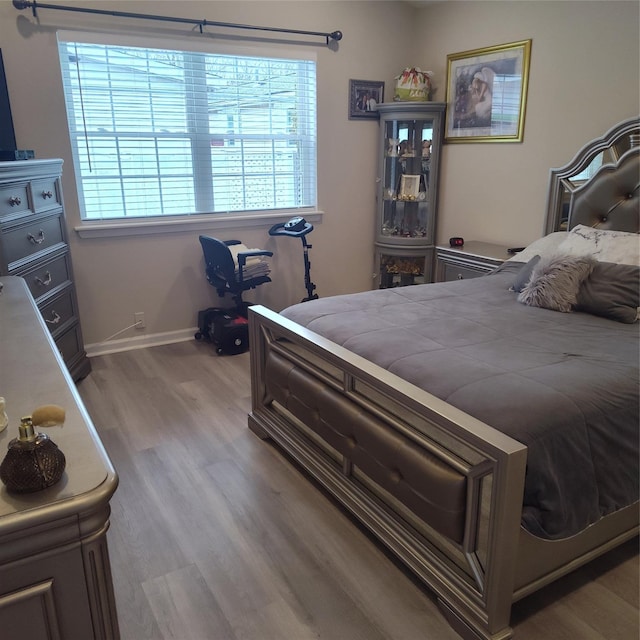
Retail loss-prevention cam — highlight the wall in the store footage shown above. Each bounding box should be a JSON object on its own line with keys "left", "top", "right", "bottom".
{"left": 0, "top": 0, "right": 415, "bottom": 348}
{"left": 416, "top": 0, "right": 640, "bottom": 246}
{"left": 0, "top": 1, "right": 638, "bottom": 351}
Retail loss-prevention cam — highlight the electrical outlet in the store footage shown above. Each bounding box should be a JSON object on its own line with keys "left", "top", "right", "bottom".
{"left": 134, "top": 312, "right": 145, "bottom": 329}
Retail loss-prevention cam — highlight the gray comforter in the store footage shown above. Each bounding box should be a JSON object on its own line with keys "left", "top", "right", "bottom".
{"left": 280, "top": 263, "right": 639, "bottom": 539}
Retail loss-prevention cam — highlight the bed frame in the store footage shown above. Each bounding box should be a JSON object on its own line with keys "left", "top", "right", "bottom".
{"left": 248, "top": 121, "right": 640, "bottom": 640}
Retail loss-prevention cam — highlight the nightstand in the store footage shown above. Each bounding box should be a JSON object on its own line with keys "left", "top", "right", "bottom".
{"left": 435, "top": 241, "right": 512, "bottom": 282}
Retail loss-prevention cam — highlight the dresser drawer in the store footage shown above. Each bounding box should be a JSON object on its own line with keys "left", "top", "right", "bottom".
{"left": 39, "top": 285, "right": 77, "bottom": 337}
{"left": 31, "top": 178, "right": 61, "bottom": 213}
{"left": 1, "top": 214, "right": 66, "bottom": 270}
{"left": 0, "top": 182, "right": 30, "bottom": 219}
{"left": 18, "top": 250, "right": 72, "bottom": 303}
{"left": 441, "top": 262, "right": 486, "bottom": 282}
{"left": 54, "top": 321, "right": 83, "bottom": 366}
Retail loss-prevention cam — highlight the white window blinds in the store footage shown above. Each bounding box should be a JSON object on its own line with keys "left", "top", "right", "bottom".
{"left": 57, "top": 38, "right": 317, "bottom": 220}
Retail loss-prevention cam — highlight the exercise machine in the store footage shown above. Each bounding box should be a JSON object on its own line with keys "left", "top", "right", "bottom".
{"left": 268, "top": 217, "right": 319, "bottom": 303}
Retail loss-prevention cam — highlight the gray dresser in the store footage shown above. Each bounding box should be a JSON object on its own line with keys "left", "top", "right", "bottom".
{"left": 0, "top": 159, "right": 90, "bottom": 381}
{"left": 0, "top": 276, "right": 119, "bottom": 640}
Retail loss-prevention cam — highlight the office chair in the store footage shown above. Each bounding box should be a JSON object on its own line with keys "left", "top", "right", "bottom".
{"left": 199, "top": 235, "right": 273, "bottom": 315}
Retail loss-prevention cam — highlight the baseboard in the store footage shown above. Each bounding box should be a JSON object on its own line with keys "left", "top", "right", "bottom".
{"left": 85, "top": 327, "right": 197, "bottom": 357}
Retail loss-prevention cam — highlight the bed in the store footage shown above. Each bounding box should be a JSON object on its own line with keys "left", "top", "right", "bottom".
{"left": 247, "top": 119, "right": 639, "bottom": 640}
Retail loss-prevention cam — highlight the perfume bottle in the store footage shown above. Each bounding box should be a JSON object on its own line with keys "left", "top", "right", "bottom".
{"left": 0, "top": 414, "right": 66, "bottom": 493}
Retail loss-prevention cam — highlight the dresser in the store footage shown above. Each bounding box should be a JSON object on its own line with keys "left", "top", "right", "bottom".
{"left": 435, "top": 241, "right": 512, "bottom": 282}
{"left": 0, "top": 276, "right": 120, "bottom": 640}
{"left": 0, "top": 159, "right": 90, "bottom": 382}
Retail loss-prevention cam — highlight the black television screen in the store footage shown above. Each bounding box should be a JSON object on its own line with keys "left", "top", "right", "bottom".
{"left": 0, "top": 49, "right": 17, "bottom": 152}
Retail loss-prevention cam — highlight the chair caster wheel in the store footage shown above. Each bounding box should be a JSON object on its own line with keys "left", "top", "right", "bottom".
{"left": 216, "top": 347, "right": 223, "bottom": 355}
{"left": 195, "top": 331, "right": 203, "bottom": 340}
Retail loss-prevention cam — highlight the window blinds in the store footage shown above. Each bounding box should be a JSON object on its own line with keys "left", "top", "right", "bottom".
{"left": 58, "top": 39, "right": 317, "bottom": 220}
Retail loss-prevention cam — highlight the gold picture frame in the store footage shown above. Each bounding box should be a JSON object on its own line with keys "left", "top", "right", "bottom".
{"left": 445, "top": 39, "right": 532, "bottom": 143}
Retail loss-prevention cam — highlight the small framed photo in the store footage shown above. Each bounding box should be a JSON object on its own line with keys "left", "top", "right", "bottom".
{"left": 349, "top": 79, "right": 384, "bottom": 120}
{"left": 445, "top": 39, "right": 532, "bottom": 143}
{"left": 399, "top": 174, "right": 421, "bottom": 200}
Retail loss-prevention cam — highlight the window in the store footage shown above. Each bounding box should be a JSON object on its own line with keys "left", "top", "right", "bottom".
{"left": 57, "top": 38, "right": 317, "bottom": 221}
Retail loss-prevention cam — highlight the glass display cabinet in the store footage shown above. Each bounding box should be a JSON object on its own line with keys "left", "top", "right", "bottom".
{"left": 374, "top": 102, "right": 446, "bottom": 288}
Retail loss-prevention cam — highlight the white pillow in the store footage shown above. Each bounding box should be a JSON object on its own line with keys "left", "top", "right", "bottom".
{"left": 556, "top": 224, "right": 640, "bottom": 266}
{"left": 506, "top": 231, "right": 568, "bottom": 263}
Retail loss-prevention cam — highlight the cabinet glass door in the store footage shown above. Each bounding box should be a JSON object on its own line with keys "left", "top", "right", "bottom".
{"left": 381, "top": 118, "right": 434, "bottom": 239}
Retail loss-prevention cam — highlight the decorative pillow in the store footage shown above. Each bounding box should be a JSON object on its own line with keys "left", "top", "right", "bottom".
{"left": 506, "top": 232, "right": 568, "bottom": 263}
{"left": 576, "top": 262, "right": 640, "bottom": 323}
{"left": 556, "top": 224, "right": 640, "bottom": 266}
{"left": 517, "top": 254, "right": 597, "bottom": 312}
{"left": 510, "top": 255, "right": 541, "bottom": 292}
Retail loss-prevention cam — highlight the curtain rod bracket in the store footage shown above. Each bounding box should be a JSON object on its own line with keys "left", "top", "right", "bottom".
{"left": 12, "top": 0, "right": 343, "bottom": 46}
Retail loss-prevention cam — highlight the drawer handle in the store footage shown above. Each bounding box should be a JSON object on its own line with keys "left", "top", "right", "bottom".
{"left": 35, "top": 271, "right": 52, "bottom": 287}
{"left": 45, "top": 310, "right": 61, "bottom": 325}
{"left": 27, "top": 229, "right": 46, "bottom": 244}
{"left": 42, "top": 190, "right": 53, "bottom": 199}
{"left": 9, "top": 196, "right": 22, "bottom": 206}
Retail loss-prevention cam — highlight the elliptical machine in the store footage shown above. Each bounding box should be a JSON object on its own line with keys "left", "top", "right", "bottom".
{"left": 268, "top": 217, "right": 318, "bottom": 302}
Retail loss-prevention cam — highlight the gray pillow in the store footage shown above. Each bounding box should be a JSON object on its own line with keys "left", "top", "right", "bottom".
{"left": 576, "top": 262, "right": 640, "bottom": 323}
{"left": 517, "top": 254, "right": 596, "bottom": 312}
{"left": 510, "top": 255, "right": 541, "bottom": 292}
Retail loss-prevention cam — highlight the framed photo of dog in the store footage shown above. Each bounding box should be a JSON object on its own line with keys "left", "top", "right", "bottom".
{"left": 445, "top": 39, "right": 532, "bottom": 143}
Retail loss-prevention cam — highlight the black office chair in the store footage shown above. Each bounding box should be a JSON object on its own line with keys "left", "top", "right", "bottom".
{"left": 198, "top": 235, "right": 273, "bottom": 316}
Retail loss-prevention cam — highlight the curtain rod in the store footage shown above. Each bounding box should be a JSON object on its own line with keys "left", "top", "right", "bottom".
{"left": 12, "top": 0, "right": 343, "bottom": 46}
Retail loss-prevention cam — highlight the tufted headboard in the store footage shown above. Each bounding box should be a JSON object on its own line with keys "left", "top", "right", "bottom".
{"left": 568, "top": 146, "right": 640, "bottom": 233}
{"left": 545, "top": 117, "right": 640, "bottom": 234}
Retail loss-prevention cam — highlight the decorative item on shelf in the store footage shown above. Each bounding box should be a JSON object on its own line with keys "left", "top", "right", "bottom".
{"left": 394, "top": 68, "right": 434, "bottom": 102}
{"left": 399, "top": 174, "right": 421, "bottom": 200}
{"left": 0, "top": 404, "right": 66, "bottom": 493}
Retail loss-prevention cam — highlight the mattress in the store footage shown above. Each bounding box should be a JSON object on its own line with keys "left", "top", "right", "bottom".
{"left": 280, "top": 263, "right": 640, "bottom": 539}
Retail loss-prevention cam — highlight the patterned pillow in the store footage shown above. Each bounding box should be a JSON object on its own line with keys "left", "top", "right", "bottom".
{"left": 556, "top": 225, "right": 640, "bottom": 265}
{"left": 505, "top": 232, "right": 568, "bottom": 264}
{"left": 517, "top": 254, "right": 597, "bottom": 312}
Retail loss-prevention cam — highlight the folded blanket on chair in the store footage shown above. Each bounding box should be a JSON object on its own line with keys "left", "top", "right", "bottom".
{"left": 228, "top": 244, "right": 271, "bottom": 278}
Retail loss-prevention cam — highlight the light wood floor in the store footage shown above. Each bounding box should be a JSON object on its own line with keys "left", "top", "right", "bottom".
{"left": 78, "top": 341, "right": 639, "bottom": 640}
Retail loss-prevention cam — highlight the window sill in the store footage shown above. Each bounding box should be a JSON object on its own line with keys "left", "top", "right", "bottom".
{"left": 74, "top": 209, "right": 323, "bottom": 239}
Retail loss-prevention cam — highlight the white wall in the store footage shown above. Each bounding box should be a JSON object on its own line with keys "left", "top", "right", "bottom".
{"left": 1, "top": 0, "right": 638, "bottom": 349}
{"left": 0, "top": 1, "right": 416, "bottom": 346}
{"left": 416, "top": 0, "right": 640, "bottom": 246}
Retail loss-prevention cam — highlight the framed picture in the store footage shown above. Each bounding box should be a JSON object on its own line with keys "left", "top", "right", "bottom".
{"left": 349, "top": 79, "right": 384, "bottom": 120}
{"left": 399, "top": 174, "right": 421, "bottom": 200}
{"left": 445, "top": 39, "right": 532, "bottom": 143}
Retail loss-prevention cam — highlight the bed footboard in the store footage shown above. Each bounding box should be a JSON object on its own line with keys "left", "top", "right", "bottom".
{"left": 249, "top": 305, "right": 528, "bottom": 640}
